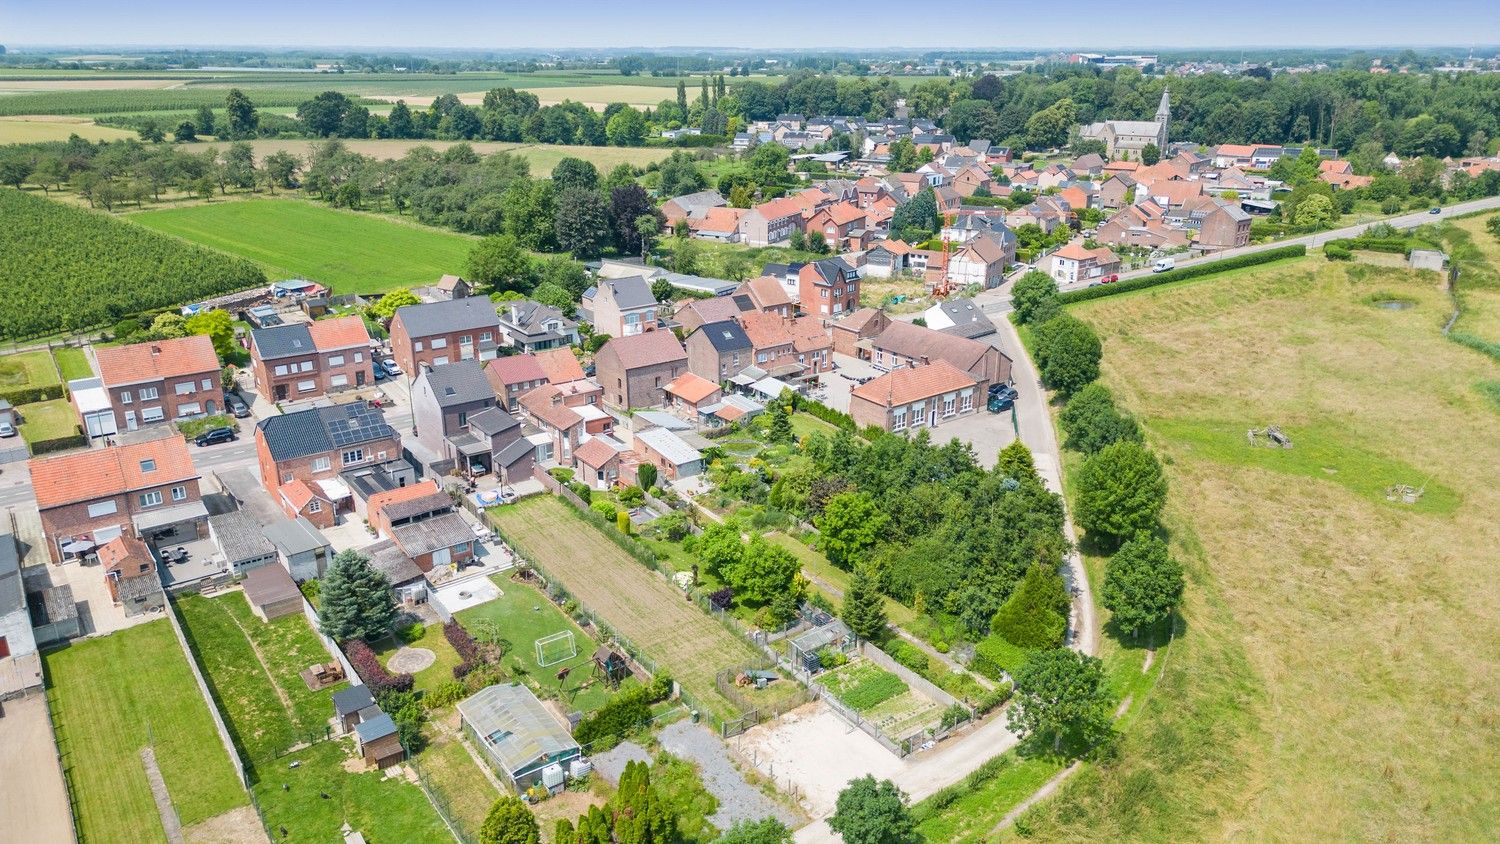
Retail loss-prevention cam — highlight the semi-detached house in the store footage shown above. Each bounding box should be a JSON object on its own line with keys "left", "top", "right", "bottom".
{"left": 94, "top": 334, "right": 222, "bottom": 434}
{"left": 249, "top": 315, "right": 373, "bottom": 403}
{"left": 255, "top": 403, "right": 412, "bottom": 529}
{"left": 850, "top": 360, "right": 980, "bottom": 432}
{"left": 29, "top": 434, "right": 205, "bottom": 564}
{"left": 389, "top": 297, "right": 501, "bottom": 377}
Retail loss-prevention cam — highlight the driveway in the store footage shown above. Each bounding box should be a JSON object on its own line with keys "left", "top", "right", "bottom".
{"left": 0, "top": 695, "right": 75, "bottom": 844}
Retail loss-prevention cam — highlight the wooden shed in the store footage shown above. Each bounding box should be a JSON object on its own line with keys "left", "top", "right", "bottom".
{"left": 242, "top": 563, "right": 302, "bottom": 621}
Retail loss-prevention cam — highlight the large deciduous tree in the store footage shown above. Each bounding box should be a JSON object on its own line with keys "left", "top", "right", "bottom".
{"left": 553, "top": 186, "right": 612, "bottom": 258}
{"left": 551, "top": 157, "right": 599, "bottom": 194}
{"left": 828, "top": 776, "right": 917, "bottom": 844}
{"left": 1059, "top": 383, "right": 1142, "bottom": 455}
{"left": 1074, "top": 440, "right": 1167, "bottom": 547}
{"left": 318, "top": 550, "right": 397, "bottom": 643}
{"left": 1008, "top": 647, "right": 1112, "bottom": 752}
{"left": 1010, "top": 270, "right": 1059, "bottom": 324}
{"left": 468, "top": 233, "right": 532, "bottom": 292}
{"left": 815, "top": 492, "right": 888, "bottom": 569}
{"left": 1033, "top": 313, "right": 1102, "bottom": 396}
{"left": 1101, "top": 534, "right": 1184, "bottom": 638}
{"left": 224, "top": 88, "right": 259, "bottom": 139}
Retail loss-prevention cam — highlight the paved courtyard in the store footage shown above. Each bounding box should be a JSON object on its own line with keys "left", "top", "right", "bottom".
{"left": 0, "top": 695, "right": 74, "bottom": 843}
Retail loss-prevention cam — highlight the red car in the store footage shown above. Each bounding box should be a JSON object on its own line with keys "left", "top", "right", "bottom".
{"left": 1101, "top": 274, "right": 1119, "bottom": 283}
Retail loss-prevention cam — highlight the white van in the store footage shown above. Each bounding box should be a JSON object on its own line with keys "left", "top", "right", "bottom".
{"left": 1152, "top": 257, "right": 1176, "bottom": 273}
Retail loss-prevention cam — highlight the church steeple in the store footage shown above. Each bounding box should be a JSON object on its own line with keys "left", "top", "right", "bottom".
{"left": 1156, "top": 88, "right": 1171, "bottom": 124}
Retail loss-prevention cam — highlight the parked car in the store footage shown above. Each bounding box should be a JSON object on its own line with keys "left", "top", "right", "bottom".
{"left": 1429, "top": 207, "right": 1442, "bottom": 214}
{"left": 194, "top": 426, "right": 237, "bottom": 447}
{"left": 0, "top": 418, "right": 14, "bottom": 438}
{"left": 372, "top": 361, "right": 387, "bottom": 380}
{"left": 381, "top": 357, "right": 401, "bottom": 376}
{"left": 1102, "top": 274, "right": 1119, "bottom": 283}
{"left": 987, "top": 394, "right": 1014, "bottom": 413}
{"left": 223, "top": 392, "right": 250, "bottom": 418}
{"left": 1152, "top": 257, "right": 1176, "bottom": 273}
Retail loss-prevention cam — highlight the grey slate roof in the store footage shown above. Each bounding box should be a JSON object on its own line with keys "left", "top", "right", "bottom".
{"left": 418, "top": 360, "right": 495, "bottom": 408}
{"left": 257, "top": 403, "right": 395, "bottom": 462}
{"left": 355, "top": 711, "right": 398, "bottom": 742}
{"left": 364, "top": 539, "right": 424, "bottom": 586}
{"left": 598, "top": 276, "right": 657, "bottom": 310}
{"left": 935, "top": 298, "right": 998, "bottom": 339}
{"left": 468, "top": 407, "right": 519, "bottom": 437}
{"left": 695, "top": 320, "right": 753, "bottom": 353}
{"left": 209, "top": 511, "right": 277, "bottom": 565}
{"left": 494, "top": 437, "right": 533, "bottom": 468}
{"left": 333, "top": 685, "right": 375, "bottom": 717}
{"left": 380, "top": 492, "right": 453, "bottom": 523}
{"left": 394, "top": 297, "right": 499, "bottom": 337}
{"left": 250, "top": 323, "right": 316, "bottom": 360}
{"left": 391, "top": 512, "right": 473, "bottom": 557}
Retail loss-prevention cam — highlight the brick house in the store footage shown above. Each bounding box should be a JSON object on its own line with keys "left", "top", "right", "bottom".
{"left": 804, "top": 202, "right": 866, "bottom": 252}
{"left": 798, "top": 259, "right": 860, "bottom": 318}
{"left": 518, "top": 384, "right": 585, "bottom": 466}
{"left": 685, "top": 320, "right": 754, "bottom": 383}
{"left": 495, "top": 300, "right": 580, "bottom": 353}
{"left": 738, "top": 196, "right": 805, "bottom": 247}
{"left": 732, "top": 276, "right": 794, "bottom": 317}
{"left": 485, "top": 354, "right": 549, "bottom": 411}
{"left": 409, "top": 360, "right": 500, "bottom": 469}
{"left": 946, "top": 235, "right": 1011, "bottom": 290}
{"left": 831, "top": 307, "right": 891, "bottom": 357}
{"left": 739, "top": 312, "right": 834, "bottom": 377}
{"left": 93, "top": 334, "right": 223, "bottom": 434}
{"left": 586, "top": 276, "right": 660, "bottom": 339}
{"left": 1185, "top": 197, "right": 1252, "bottom": 249}
{"left": 98, "top": 535, "right": 165, "bottom": 617}
{"left": 850, "top": 361, "right": 981, "bottom": 432}
{"left": 249, "top": 316, "right": 373, "bottom": 403}
{"left": 389, "top": 297, "right": 502, "bottom": 376}
{"left": 868, "top": 320, "right": 1011, "bottom": 387}
{"left": 1099, "top": 174, "right": 1137, "bottom": 209}
{"left": 594, "top": 332, "right": 688, "bottom": 410}
{"left": 1047, "top": 243, "right": 1122, "bottom": 285}
{"left": 633, "top": 427, "right": 704, "bottom": 480}
{"left": 255, "top": 403, "right": 409, "bottom": 528}
{"left": 674, "top": 294, "right": 754, "bottom": 336}
{"left": 574, "top": 435, "right": 630, "bottom": 490}
{"left": 368, "top": 480, "right": 477, "bottom": 572}
{"left": 29, "top": 434, "right": 205, "bottom": 564}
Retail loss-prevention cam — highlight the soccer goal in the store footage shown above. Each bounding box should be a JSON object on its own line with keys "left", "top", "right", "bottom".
{"left": 535, "top": 630, "right": 578, "bottom": 666}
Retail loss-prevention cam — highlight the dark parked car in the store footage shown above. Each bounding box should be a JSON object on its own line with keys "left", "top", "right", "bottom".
{"left": 1429, "top": 207, "right": 1442, "bottom": 214}
{"left": 988, "top": 394, "right": 1014, "bottom": 413}
{"left": 194, "top": 426, "right": 237, "bottom": 447}
{"left": 224, "top": 392, "right": 250, "bottom": 418}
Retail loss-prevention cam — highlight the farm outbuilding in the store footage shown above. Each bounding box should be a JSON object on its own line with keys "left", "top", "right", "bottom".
{"left": 458, "top": 683, "right": 582, "bottom": 794}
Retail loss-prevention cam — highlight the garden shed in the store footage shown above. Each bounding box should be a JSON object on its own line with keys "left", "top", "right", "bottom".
{"left": 241, "top": 563, "right": 302, "bottom": 621}
{"left": 458, "top": 683, "right": 582, "bottom": 793}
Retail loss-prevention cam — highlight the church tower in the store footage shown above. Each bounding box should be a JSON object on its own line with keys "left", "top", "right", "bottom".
{"left": 1155, "top": 88, "right": 1171, "bottom": 150}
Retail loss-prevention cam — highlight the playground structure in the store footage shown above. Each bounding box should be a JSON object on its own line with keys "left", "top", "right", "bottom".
{"left": 591, "top": 646, "right": 630, "bottom": 689}
{"left": 1247, "top": 425, "right": 1294, "bottom": 448}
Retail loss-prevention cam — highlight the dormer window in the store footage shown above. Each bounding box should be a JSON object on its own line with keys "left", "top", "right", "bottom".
{"left": 140, "top": 459, "right": 156, "bottom": 472}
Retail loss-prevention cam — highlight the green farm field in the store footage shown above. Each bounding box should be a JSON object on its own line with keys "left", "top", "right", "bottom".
{"left": 486, "top": 495, "right": 765, "bottom": 722}
{"left": 129, "top": 198, "right": 474, "bottom": 293}
{"left": 43, "top": 620, "right": 249, "bottom": 844}
{"left": 0, "top": 115, "right": 137, "bottom": 143}
{"left": 189, "top": 137, "right": 674, "bottom": 175}
{"left": 1013, "top": 256, "right": 1500, "bottom": 840}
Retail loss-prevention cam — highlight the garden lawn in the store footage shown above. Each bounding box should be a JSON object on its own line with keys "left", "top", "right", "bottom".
{"left": 252, "top": 740, "right": 451, "bottom": 844}
{"left": 486, "top": 496, "right": 764, "bottom": 723}
{"left": 44, "top": 620, "right": 248, "bottom": 844}
{"left": 176, "top": 591, "right": 344, "bottom": 764}
{"left": 129, "top": 198, "right": 476, "bottom": 294}
{"left": 456, "top": 575, "right": 632, "bottom": 714}
{"left": 51, "top": 345, "right": 93, "bottom": 381}
{"left": 788, "top": 412, "right": 839, "bottom": 439}
{"left": 414, "top": 724, "right": 500, "bottom": 843}
{"left": 0, "top": 349, "right": 59, "bottom": 389}
{"left": 373, "top": 622, "right": 463, "bottom": 695}
{"left": 18, "top": 398, "right": 80, "bottom": 443}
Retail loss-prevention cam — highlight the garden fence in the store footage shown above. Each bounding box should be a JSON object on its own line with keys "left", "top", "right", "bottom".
{"left": 411, "top": 760, "right": 473, "bottom": 844}
{"left": 859, "top": 640, "right": 966, "bottom": 713}
{"left": 161, "top": 594, "right": 252, "bottom": 792}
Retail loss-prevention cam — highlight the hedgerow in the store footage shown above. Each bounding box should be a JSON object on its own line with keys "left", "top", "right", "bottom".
{"left": 1057, "top": 245, "right": 1306, "bottom": 305}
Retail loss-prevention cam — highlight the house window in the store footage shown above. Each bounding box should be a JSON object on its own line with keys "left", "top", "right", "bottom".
{"left": 139, "top": 387, "right": 159, "bottom": 400}
{"left": 821, "top": 289, "right": 829, "bottom": 298}
{"left": 911, "top": 401, "right": 926, "bottom": 426}
{"left": 298, "top": 380, "right": 316, "bottom": 393}
{"left": 282, "top": 472, "right": 294, "bottom": 484}
{"left": 460, "top": 335, "right": 472, "bottom": 346}
{"left": 892, "top": 408, "right": 907, "bottom": 430}
{"left": 414, "top": 341, "right": 424, "bottom": 352}
{"left": 354, "top": 352, "right": 363, "bottom": 363}
{"left": 458, "top": 411, "right": 468, "bottom": 428}
{"left": 329, "top": 354, "right": 345, "bottom": 366}
{"left": 308, "top": 500, "right": 322, "bottom": 513}
{"left": 341, "top": 448, "right": 365, "bottom": 466}
{"left": 960, "top": 389, "right": 974, "bottom": 412}
{"left": 120, "top": 391, "right": 133, "bottom": 404}
{"left": 330, "top": 374, "right": 348, "bottom": 388}
{"left": 943, "top": 395, "right": 956, "bottom": 416}
{"left": 140, "top": 458, "right": 156, "bottom": 472}
{"left": 175, "top": 382, "right": 194, "bottom": 395}
{"left": 312, "top": 457, "right": 331, "bottom": 472}
{"left": 87, "top": 500, "right": 118, "bottom": 518}
{"left": 171, "top": 485, "right": 187, "bottom": 502}
{"left": 274, "top": 364, "right": 289, "bottom": 376}
{"left": 176, "top": 402, "right": 200, "bottom": 417}
{"left": 480, "top": 332, "right": 492, "bottom": 343}
{"left": 431, "top": 338, "right": 448, "bottom": 349}
{"left": 434, "top": 356, "right": 449, "bottom": 366}
{"left": 299, "top": 361, "right": 314, "bottom": 372}
{"left": 139, "top": 490, "right": 163, "bottom": 507}
{"left": 201, "top": 378, "right": 213, "bottom": 391}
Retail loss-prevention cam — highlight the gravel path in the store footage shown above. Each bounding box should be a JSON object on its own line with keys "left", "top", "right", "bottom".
{"left": 659, "top": 721, "right": 799, "bottom": 830}
{"left": 591, "top": 741, "right": 652, "bottom": 785}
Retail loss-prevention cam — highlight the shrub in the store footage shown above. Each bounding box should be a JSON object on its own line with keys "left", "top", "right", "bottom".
{"left": 424, "top": 681, "right": 469, "bottom": 710}
{"left": 974, "top": 682, "right": 1013, "bottom": 715}
{"left": 398, "top": 622, "right": 426, "bottom": 644}
{"left": 971, "top": 635, "right": 1033, "bottom": 681}
{"left": 653, "top": 512, "right": 690, "bottom": 541}
{"left": 445, "top": 621, "right": 485, "bottom": 679}
{"left": 591, "top": 499, "right": 617, "bottom": 521}
{"left": 345, "top": 639, "right": 414, "bottom": 696}
{"left": 568, "top": 482, "right": 593, "bottom": 503}
{"left": 1056, "top": 244, "right": 1307, "bottom": 305}
{"left": 816, "top": 647, "right": 849, "bottom": 669}
{"left": 618, "top": 485, "right": 645, "bottom": 507}
{"left": 573, "top": 684, "right": 653, "bottom": 749}
{"left": 708, "top": 587, "right": 734, "bottom": 610}
{"left": 548, "top": 467, "right": 575, "bottom": 483}
{"left": 941, "top": 703, "right": 972, "bottom": 729}
{"left": 1323, "top": 242, "right": 1353, "bottom": 261}
{"left": 885, "top": 640, "right": 931, "bottom": 675}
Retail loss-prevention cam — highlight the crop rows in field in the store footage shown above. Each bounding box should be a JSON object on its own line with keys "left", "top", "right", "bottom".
{"left": 0, "top": 88, "right": 361, "bottom": 117}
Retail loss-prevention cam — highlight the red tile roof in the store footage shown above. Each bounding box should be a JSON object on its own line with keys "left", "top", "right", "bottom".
{"left": 279, "top": 479, "right": 321, "bottom": 512}
{"left": 307, "top": 315, "right": 371, "bottom": 350}
{"left": 852, "top": 360, "right": 978, "bottom": 407}
{"left": 534, "top": 348, "right": 586, "bottom": 384}
{"left": 367, "top": 479, "right": 442, "bottom": 520}
{"left": 29, "top": 435, "right": 198, "bottom": 510}
{"left": 94, "top": 334, "right": 220, "bottom": 387}
{"left": 574, "top": 436, "right": 622, "bottom": 469}
{"left": 99, "top": 535, "right": 153, "bottom": 578}
{"left": 486, "top": 354, "right": 548, "bottom": 387}
{"left": 664, "top": 372, "right": 721, "bottom": 405}
{"left": 751, "top": 196, "right": 807, "bottom": 222}
{"left": 601, "top": 331, "right": 687, "bottom": 371}
{"left": 519, "top": 385, "right": 583, "bottom": 430}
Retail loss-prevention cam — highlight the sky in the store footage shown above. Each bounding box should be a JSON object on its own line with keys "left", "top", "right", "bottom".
{"left": 3, "top": 0, "right": 1499, "bottom": 51}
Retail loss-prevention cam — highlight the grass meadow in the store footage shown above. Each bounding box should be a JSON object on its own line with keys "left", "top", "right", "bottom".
{"left": 129, "top": 198, "right": 474, "bottom": 293}
{"left": 43, "top": 620, "right": 248, "bottom": 844}
{"left": 486, "top": 495, "right": 765, "bottom": 722}
{"left": 188, "top": 138, "right": 674, "bottom": 175}
{"left": 0, "top": 115, "right": 137, "bottom": 143}
{"left": 1009, "top": 254, "right": 1500, "bottom": 840}
{"left": 51, "top": 345, "right": 93, "bottom": 381}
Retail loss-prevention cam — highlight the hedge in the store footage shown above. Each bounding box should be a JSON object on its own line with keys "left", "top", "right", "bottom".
{"left": 345, "top": 639, "right": 414, "bottom": 695}
{"left": 1320, "top": 237, "right": 1411, "bottom": 256}
{"left": 28, "top": 432, "right": 88, "bottom": 456}
{"left": 1057, "top": 245, "right": 1307, "bottom": 305}
{"left": 444, "top": 621, "right": 484, "bottom": 679}
{"left": 0, "top": 383, "right": 65, "bottom": 407}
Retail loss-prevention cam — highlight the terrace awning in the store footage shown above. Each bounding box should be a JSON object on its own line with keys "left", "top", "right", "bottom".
{"left": 316, "top": 478, "right": 352, "bottom": 501}
{"left": 132, "top": 501, "right": 209, "bottom": 533}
